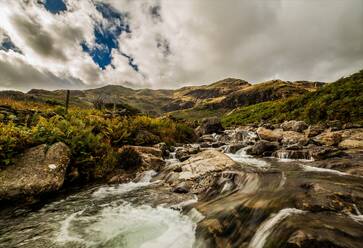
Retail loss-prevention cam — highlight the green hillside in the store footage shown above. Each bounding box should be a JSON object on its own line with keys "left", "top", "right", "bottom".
{"left": 222, "top": 70, "right": 363, "bottom": 127}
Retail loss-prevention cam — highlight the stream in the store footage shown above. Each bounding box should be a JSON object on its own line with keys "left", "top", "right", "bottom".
{"left": 1, "top": 133, "right": 363, "bottom": 248}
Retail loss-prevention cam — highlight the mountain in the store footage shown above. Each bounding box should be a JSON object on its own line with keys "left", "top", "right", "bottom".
{"left": 0, "top": 77, "right": 323, "bottom": 117}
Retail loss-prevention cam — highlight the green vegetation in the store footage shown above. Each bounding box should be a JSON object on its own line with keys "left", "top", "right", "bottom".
{"left": 0, "top": 99, "right": 196, "bottom": 179}
{"left": 117, "top": 146, "right": 142, "bottom": 170}
{"left": 222, "top": 70, "right": 363, "bottom": 127}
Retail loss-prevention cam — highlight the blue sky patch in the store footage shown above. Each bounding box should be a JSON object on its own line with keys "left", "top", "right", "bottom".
{"left": 0, "top": 37, "right": 21, "bottom": 53}
{"left": 43, "top": 0, "right": 67, "bottom": 14}
{"left": 81, "top": 3, "right": 139, "bottom": 71}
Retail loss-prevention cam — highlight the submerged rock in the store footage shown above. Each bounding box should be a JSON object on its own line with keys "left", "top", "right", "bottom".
{"left": 0, "top": 142, "right": 71, "bottom": 201}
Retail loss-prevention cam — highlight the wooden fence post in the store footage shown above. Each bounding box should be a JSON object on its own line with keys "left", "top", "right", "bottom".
{"left": 65, "top": 90, "right": 70, "bottom": 113}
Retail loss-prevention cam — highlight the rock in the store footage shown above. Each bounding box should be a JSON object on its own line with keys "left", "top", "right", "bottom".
{"left": 233, "top": 129, "right": 258, "bottom": 144}
{"left": 225, "top": 143, "right": 245, "bottom": 153}
{"left": 257, "top": 127, "right": 283, "bottom": 142}
{"left": 339, "top": 139, "right": 363, "bottom": 150}
{"left": 313, "top": 131, "right": 342, "bottom": 146}
{"left": 173, "top": 182, "right": 190, "bottom": 193}
{"left": 199, "top": 134, "right": 216, "bottom": 143}
{"left": 175, "top": 145, "right": 200, "bottom": 162}
{"left": 127, "top": 145, "right": 163, "bottom": 157}
{"left": 0, "top": 142, "right": 71, "bottom": 200}
{"left": 196, "top": 117, "right": 224, "bottom": 136}
{"left": 305, "top": 124, "right": 326, "bottom": 137}
{"left": 281, "top": 131, "right": 309, "bottom": 146}
{"left": 338, "top": 128, "right": 363, "bottom": 150}
{"left": 118, "top": 145, "right": 165, "bottom": 171}
{"left": 281, "top": 120, "right": 308, "bottom": 132}
{"left": 153, "top": 142, "right": 169, "bottom": 158}
{"left": 327, "top": 120, "right": 342, "bottom": 131}
{"left": 178, "top": 150, "right": 238, "bottom": 180}
{"left": 273, "top": 149, "right": 312, "bottom": 160}
{"left": 246, "top": 140, "right": 279, "bottom": 156}
{"left": 308, "top": 146, "right": 346, "bottom": 160}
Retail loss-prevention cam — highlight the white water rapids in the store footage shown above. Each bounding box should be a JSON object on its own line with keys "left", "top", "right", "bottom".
{"left": 0, "top": 170, "right": 198, "bottom": 248}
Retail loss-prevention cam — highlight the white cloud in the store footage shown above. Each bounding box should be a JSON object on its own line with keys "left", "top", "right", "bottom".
{"left": 0, "top": 0, "right": 362, "bottom": 91}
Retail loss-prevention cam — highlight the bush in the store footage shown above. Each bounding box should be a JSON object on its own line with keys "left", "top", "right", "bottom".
{"left": 117, "top": 146, "right": 142, "bottom": 170}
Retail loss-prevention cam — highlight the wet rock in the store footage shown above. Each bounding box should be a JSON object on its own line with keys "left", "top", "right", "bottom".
{"left": 313, "top": 131, "right": 342, "bottom": 146}
{"left": 281, "top": 120, "right": 308, "bottom": 133}
{"left": 246, "top": 140, "right": 279, "bottom": 156}
{"left": 0, "top": 142, "right": 71, "bottom": 200}
{"left": 225, "top": 143, "right": 245, "bottom": 153}
{"left": 257, "top": 127, "right": 283, "bottom": 142}
{"left": 199, "top": 134, "right": 215, "bottom": 143}
{"left": 173, "top": 182, "right": 190, "bottom": 193}
{"left": 305, "top": 124, "right": 326, "bottom": 137}
{"left": 308, "top": 146, "right": 346, "bottom": 160}
{"left": 153, "top": 142, "right": 169, "bottom": 158}
{"left": 175, "top": 145, "right": 200, "bottom": 162}
{"left": 273, "top": 149, "right": 312, "bottom": 160}
{"left": 195, "top": 117, "right": 224, "bottom": 136}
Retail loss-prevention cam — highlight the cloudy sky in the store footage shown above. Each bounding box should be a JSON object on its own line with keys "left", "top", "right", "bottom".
{"left": 0, "top": 0, "right": 362, "bottom": 91}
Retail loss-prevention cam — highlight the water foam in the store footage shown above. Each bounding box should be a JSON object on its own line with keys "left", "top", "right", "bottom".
{"left": 226, "top": 147, "right": 270, "bottom": 169}
{"left": 92, "top": 170, "right": 157, "bottom": 199}
{"left": 56, "top": 202, "right": 196, "bottom": 248}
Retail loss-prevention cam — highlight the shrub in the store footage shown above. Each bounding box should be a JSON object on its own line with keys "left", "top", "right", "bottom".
{"left": 117, "top": 146, "right": 142, "bottom": 170}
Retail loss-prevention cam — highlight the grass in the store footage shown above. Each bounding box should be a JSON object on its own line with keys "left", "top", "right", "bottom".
{"left": 222, "top": 70, "right": 363, "bottom": 127}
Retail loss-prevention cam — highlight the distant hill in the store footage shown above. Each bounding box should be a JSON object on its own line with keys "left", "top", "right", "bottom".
{"left": 0, "top": 76, "right": 324, "bottom": 117}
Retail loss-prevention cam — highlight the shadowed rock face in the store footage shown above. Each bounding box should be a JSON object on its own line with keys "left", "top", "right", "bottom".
{"left": 0, "top": 142, "right": 70, "bottom": 200}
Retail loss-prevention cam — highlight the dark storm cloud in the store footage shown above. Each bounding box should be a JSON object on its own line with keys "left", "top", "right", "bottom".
{"left": 11, "top": 15, "right": 68, "bottom": 61}
{"left": 0, "top": 53, "right": 83, "bottom": 91}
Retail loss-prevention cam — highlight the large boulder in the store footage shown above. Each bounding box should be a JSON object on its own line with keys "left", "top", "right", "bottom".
{"left": 0, "top": 142, "right": 71, "bottom": 200}
{"left": 246, "top": 140, "right": 279, "bottom": 156}
{"left": 195, "top": 117, "right": 224, "bottom": 136}
{"left": 176, "top": 150, "right": 238, "bottom": 180}
{"left": 281, "top": 120, "right": 308, "bottom": 133}
{"left": 257, "top": 127, "right": 283, "bottom": 142}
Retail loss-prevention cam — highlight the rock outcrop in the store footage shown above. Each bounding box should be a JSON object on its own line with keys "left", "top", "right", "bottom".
{"left": 0, "top": 142, "right": 70, "bottom": 201}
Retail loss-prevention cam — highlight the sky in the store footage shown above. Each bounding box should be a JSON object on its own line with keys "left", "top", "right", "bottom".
{"left": 0, "top": 0, "right": 362, "bottom": 91}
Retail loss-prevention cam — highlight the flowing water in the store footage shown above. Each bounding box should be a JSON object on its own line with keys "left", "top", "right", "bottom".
{"left": 0, "top": 171, "right": 197, "bottom": 248}
{"left": 1, "top": 133, "right": 363, "bottom": 248}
